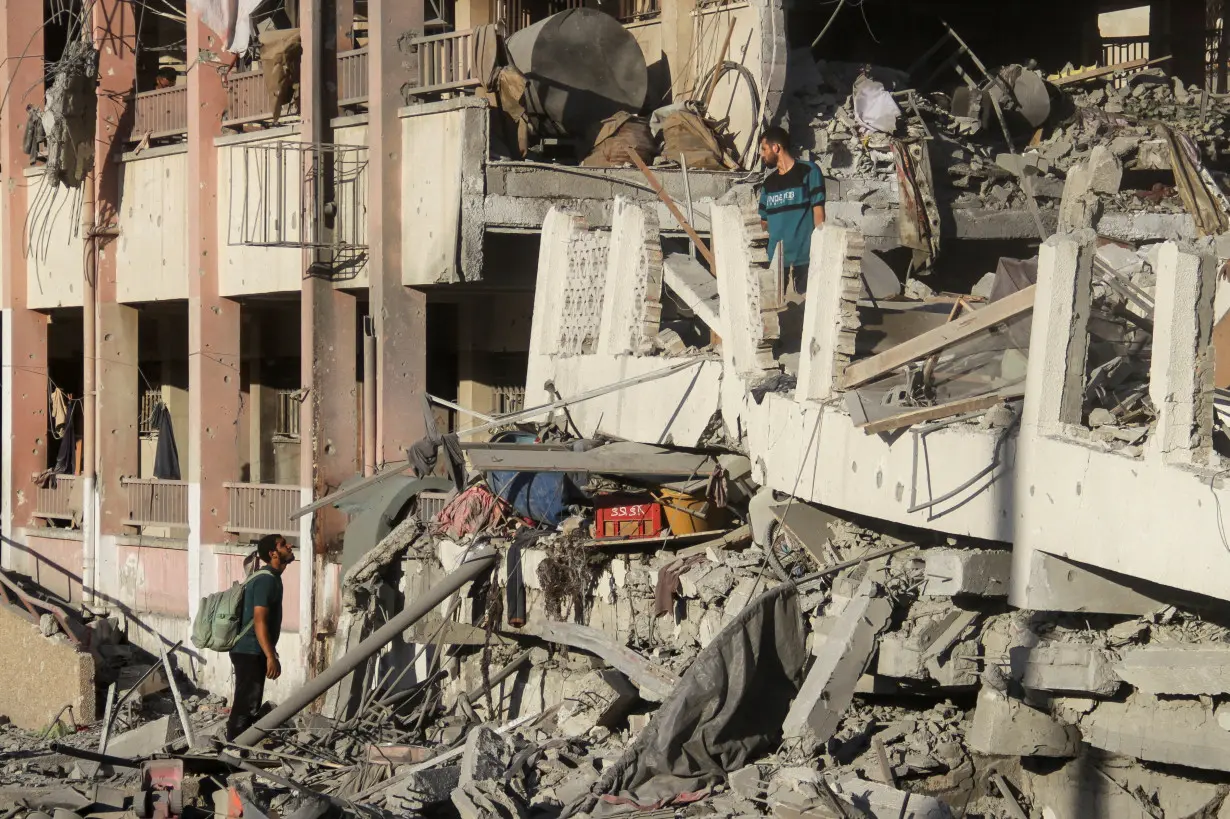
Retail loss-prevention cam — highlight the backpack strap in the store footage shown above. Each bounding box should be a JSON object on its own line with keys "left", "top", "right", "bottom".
{"left": 233, "top": 569, "right": 274, "bottom": 644}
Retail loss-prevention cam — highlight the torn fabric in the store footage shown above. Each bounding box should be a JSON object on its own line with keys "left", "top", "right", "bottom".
{"left": 563, "top": 583, "right": 807, "bottom": 816}
{"left": 186, "top": 0, "right": 264, "bottom": 53}
{"left": 153, "top": 404, "right": 182, "bottom": 481}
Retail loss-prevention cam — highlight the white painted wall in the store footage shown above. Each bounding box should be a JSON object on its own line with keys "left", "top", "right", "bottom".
{"left": 117, "top": 150, "right": 189, "bottom": 302}
{"left": 1099, "top": 6, "right": 1149, "bottom": 38}
{"left": 401, "top": 107, "right": 466, "bottom": 286}
{"left": 24, "top": 169, "right": 85, "bottom": 310}
{"left": 216, "top": 131, "right": 307, "bottom": 297}
{"left": 333, "top": 120, "right": 369, "bottom": 290}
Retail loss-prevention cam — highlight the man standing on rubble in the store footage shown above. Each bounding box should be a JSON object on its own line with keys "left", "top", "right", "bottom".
{"left": 226, "top": 534, "right": 294, "bottom": 742}
{"left": 758, "top": 126, "right": 826, "bottom": 297}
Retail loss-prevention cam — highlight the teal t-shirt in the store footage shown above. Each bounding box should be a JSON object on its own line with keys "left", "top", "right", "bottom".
{"left": 758, "top": 160, "right": 826, "bottom": 268}
{"left": 231, "top": 570, "right": 283, "bottom": 656}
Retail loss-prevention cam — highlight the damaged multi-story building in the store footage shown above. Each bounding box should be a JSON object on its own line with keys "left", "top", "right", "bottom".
{"left": 8, "top": 0, "right": 1230, "bottom": 816}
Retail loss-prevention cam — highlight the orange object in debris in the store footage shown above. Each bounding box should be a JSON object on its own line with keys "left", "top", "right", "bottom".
{"left": 595, "top": 496, "right": 664, "bottom": 540}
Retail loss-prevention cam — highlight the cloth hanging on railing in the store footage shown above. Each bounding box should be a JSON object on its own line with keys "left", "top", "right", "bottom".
{"left": 153, "top": 404, "right": 182, "bottom": 481}
{"left": 53, "top": 406, "right": 77, "bottom": 476}
{"left": 186, "top": 0, "right": 265, "bottom": 53}
{"left": 50, "top": 388, "right": 69, "bottom": 439}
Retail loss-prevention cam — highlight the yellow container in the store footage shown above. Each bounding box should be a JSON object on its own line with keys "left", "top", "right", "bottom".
{"left": 657, "top": 489, "right": 726, "bottom": 535}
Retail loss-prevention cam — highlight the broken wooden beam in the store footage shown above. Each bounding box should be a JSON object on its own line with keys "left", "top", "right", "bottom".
{"left": 626, "top": 149, "right": 717, "bottom": 268}
{"left": 1051, "top": 55, "right": 1172, "bottom": 86}
{"left": 858, "top": 387, "right": 1025, "bottom": 435}
{"left": 840, "top": 286, "right": 1036, "bottom": 390}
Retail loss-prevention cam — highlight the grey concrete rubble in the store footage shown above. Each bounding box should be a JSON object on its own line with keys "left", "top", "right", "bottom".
{"left": 968, "top": 687, "right": 1081, "bottom": 758}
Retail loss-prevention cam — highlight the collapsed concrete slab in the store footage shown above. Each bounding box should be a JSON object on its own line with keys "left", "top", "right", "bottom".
{"left": 1075, "top": 694, "right": 1230, "bottom": 772}
{"left": 1115, "top": 645, "right": 1230, "bottom": 696}
{"left": 783, "top": 578, "right": 892, "bottom": 743}
{"left": 1010, "top": 551, "right": 1169, "bottom": 616}
{"left": 921, "top": 549, "right": 1011, "bottom": 597}
{"left": 1012, "top": 643, "right": 1120, "bottom": 696}
{"left": 968, "top": 688, "right": 1080, "bottom": 758}
{"left": 0, "top": 604, "right": 95, "bottom": 731}
{"left": 1023, "top": 752, "right": 1227, "bottom": 819}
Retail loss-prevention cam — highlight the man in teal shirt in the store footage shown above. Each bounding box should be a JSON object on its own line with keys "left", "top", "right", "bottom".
{"left": 758, "top": 126, "right": 826, "bottom": 297}
{"left": 226, "top": 533, "right": 294, "bottom": 742}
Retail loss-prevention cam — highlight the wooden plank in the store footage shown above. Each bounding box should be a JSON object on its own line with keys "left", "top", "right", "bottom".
{"left": 467, "top": 446, "right": 716, "bottom": 476}
{"left": 840, "top": 285, "right": 1036, "bottom": 390}
{"left": 625, "top": 149, "right": 717, "bottom": 268}
{"left": 859, "top": 388, "right": 1024, "bottom": 435}
{"left": 1052, "top": 55, "right": 1171, "bottom": 86}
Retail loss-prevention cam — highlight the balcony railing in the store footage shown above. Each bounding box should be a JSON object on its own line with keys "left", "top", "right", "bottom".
{"left": 225, "top": 483, "right": 300, "bottom": 537}
{"left": 132, "top": 86, "right": 188, "bottom": 140}
{"left": 34, "top": 475, "right": 81, "bottom": 523}
{"left": 338, "top": 47, "right": 369, "bottom": 108}
{"left": 223, "top": 69, "right": 274, "bottom": 128}
{"left": 619, "top": 0, "right": 660, "bottom": 20}
{"left": 406, "top": 29, "right": 481, "bottom": 98}
{"left": 122, "top": 479, "right": 189, "bottom": 528}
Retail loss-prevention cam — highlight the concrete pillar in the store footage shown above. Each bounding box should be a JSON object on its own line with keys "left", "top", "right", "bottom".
{"left": 797, "top": 225, "right": 858, "bottom": 403}
{"left": 186, "top": 14, "right": 241, "bottom": 612}
{"left": 0, "top": 7, "right": 48, "bottom": 545}
{"left": 368, "top": 0, "right": 428, "bottom": 467}
{"left": 1150, "top": 243, "right": 1216, "bottom": 461}
{"left": 93, "top": 0, "right": 138, "bottom": 545}
{"left": 1019, "top": 232, "right": 1094, "bottom": 436}
{"left": 661, "top": 0, "right": 698, "bottom": 98}
{"left": 96, "top": 303, "right": 138, "bottom": 536}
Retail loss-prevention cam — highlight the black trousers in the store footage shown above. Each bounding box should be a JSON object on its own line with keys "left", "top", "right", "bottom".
{"left": 789, "top": 264, "right": 809, "bottom": 297}
{"left": 226, "top": 652, "right": 267, "bottom": 742}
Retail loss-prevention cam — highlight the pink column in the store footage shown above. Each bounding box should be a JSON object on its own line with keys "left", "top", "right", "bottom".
{"left": 368, "top": 0, "right": 428, "bottom": 466}
{"left": 0, "top": 5, "right": 49, "bottom": 539}
{"left": 186, "top": 13, "right": 242, "bottom": 608}
{"left": 92, "top": 0, "right": 139, "bottom": 538}
{"left": 299, "top": 0, "right": 359, "bottom": 675}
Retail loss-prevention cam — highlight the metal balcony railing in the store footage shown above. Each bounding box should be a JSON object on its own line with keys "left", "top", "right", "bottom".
{"left": 338, "top": 47, "right": 369, "bottom": 108}
{"left": 131, "top": 86, "right": 188, "bottom": 140}
{"left": 618, "top": 0, "right": 660, "bottom": 20}
{"left": 34, "top": 475, "right": 81, "bottom": 523}
{"left": 122, "top": 479, "right": 189, "bottom": 528}
{"left": 406, "top": 29, "right": 482, "bottom": 98}
{"left": 225, "top": 483, "right": 300, "bottom": 537}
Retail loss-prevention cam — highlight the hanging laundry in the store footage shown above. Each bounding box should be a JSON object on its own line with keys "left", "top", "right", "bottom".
{"left": 153, "top": 404, "right": 182, "bottom": 481}
{"left": 186, "top": 0, "right": 265, "bottom": 53}
{"left": 49, "top": 388, "right": 68, "bottom": 439}
{"left": 53, "top": 406, "right": 77, "bottom": 475}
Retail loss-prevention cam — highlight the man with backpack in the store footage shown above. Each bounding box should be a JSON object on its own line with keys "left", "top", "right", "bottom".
{"left": 226, "top": 534, "right": 294, "bottom": 742}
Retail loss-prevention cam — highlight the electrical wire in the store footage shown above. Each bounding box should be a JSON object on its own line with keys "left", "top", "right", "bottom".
{"left": 810, "top": 0, "right": 845, "bottom": 49}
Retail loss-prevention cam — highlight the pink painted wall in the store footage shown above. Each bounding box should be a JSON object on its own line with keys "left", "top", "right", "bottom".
{"left": 115, "top": 545, "right": 190, "bottom": 617}
{"left": 10, "top": 534, "right": 83, "bottom": 606}
{"left": 216, "top": 553, "right": 302, "bottom": 630}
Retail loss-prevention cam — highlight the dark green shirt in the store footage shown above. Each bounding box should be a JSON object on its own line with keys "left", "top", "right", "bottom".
{"left": 231, "top": 570, "right": 283, "bottom": 656}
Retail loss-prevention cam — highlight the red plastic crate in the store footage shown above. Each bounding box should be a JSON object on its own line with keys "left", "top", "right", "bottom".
{"left": 594, "top": 497, "right": 664, "bottom": 540}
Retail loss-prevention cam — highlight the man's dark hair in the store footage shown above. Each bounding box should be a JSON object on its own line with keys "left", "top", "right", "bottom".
{"left": 256, "top": 534, "right": 283, "bottom": 563}
{"left": 761, "top": 126, "right": 792, "bottom": 153}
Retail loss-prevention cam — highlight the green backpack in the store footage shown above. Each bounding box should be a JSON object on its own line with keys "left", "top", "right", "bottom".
{"left": 191, "top": 569, "right": 271, "bottom": 652}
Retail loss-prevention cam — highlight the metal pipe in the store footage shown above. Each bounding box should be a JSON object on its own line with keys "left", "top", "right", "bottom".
{"left": 363, "top": 317, "right": 377, "bottom": 476}
{"left": 234, "top": 548, "right": 498, "bottom": 747}
{"left": 82, "top": 168, "right": 97, "bottom": 606}
{"left": 680, "top": 154, "right": 696, "bottom": 259}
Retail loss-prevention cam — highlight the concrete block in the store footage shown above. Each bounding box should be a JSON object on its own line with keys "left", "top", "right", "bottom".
{"left": 1076, "top": 694, "right": 1230, "bottom": 772}
{"left": 458, "top": 725, "right": 512, "bottom": 786}
{"left": 783, "top": 580, "right": 893, "bottom": 743}
{"left": 829, "top": 775, "right": 955, "bottom": 819}
{"left": 1116, "top": 645, "right": 1230, "bottom": 696}
{"left": 922, "top": 548, "right": 1011, "bottom": 597}
{"left": 968, "top": 689, "right": 1080, "bottom": 758}
{"left": 1024, "top": 755, "right": 1226, "bottom": 819}
{"left": 1087, "top": 145, "right": 1123, "bottom": 194}
{"left": 384, "top": 766, "right": 462, "bottom": 811}
{"left": 1013, "top": 643, "right": 1120, "bottom": 696}
{"left": 0, "top": 605, "right": 95, "bottom": 731}
{"left": 557, "top": 669, "right": 639, "bottom": 736}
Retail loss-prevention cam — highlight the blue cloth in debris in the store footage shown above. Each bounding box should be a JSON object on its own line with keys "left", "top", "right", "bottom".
{"left": 487, "top": 470, "right": 571, "bottom": 527}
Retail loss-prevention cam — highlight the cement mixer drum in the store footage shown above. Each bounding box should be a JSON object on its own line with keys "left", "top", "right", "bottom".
{"left": 506, "top": 8, "right": 649, "bottom": 138}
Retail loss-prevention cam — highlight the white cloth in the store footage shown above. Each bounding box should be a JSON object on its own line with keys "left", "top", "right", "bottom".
{"left": 853, "top": 74, "right": 901, "bottom": 134}
{"left": 187, "top": 0, "right": 265, "bottom": 53}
